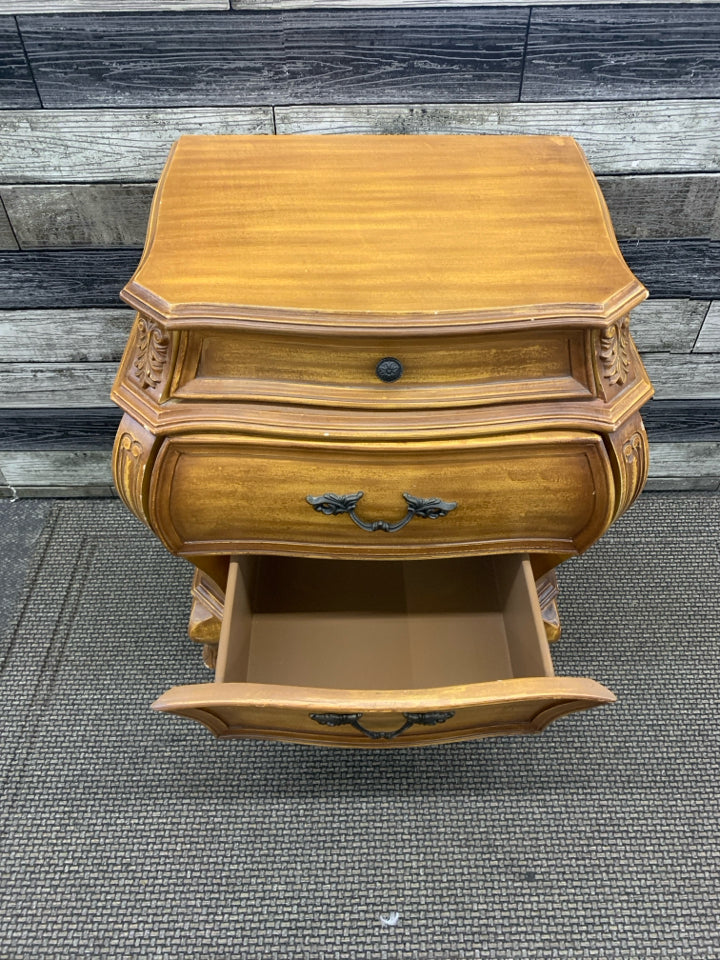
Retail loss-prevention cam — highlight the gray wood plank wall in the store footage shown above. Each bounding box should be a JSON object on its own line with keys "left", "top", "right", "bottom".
{"left": 1, "top": 2, "right": 719, "bottom": 496}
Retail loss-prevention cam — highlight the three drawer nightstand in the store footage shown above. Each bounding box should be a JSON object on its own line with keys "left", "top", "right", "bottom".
{"left": 112, "top": 134, "right": 652, "bottom": 748}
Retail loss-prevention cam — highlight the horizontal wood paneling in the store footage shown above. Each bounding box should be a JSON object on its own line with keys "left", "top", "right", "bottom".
{"left": 0, "top": 198, "right": 18, "bottom": 250}
{"left": 0, "top": 250, "right": 140, "bottom": 309}
{"left": 0, "top": 16, "right": 41, "bottom": 108}
{"left": 599, "top": 175, "right": 720, "bottom": 241}
{"left": 233, "top": 0, "right": 720, "bottom": 5}
{"left": 631, "top": 300, "right": 709, "bottom": 354}
{"left": 274, "top": 101, "right": 720, "bottom": 174}
{"left": 2, "top": 2, "right": 228, "bottom": 10}
{"left": 0, "top": 409, "right": 122, "bottom": 449}
{"left": 641, "top": 400, "right": 720, "bottom": 441}
{"left": 523, "top": 5, "right": 720, "bottom": 102}
{"left": 4, "top": 175, "right": 719, "bottom": 250}
{"left": 694, "top": 301, "right": 720, "bottom": 352}
{"left": 1, "top": 352, "right": 717, "bottom": 409}
{"left": 4, "top": 444, "right": 719, "bottom": 498}
{"left": 620, "top": 240, "right": 720, "bottom": 299}
{"left": 0, "top": 308, "right": 133, "bottom": 361}
{"left": 0, "top": 109, "right": 274, "bottom": 183}
{"left": 3, "top": 402, "right": 717, "bottom": 450}
{"left": 18, "top": 10, "right": 528, "bottom": 108}
{"left": 0, "top": 301, "right": 710, "bottom": 362}
{"left": 647, "top": 441, "right": 720, "bottom": 479}
{"left": 1, "top": 185, "right": 155, "bottom": 248}
{"left": 2, "top": 103, "right": 716, "bottom": 183}
{"left": 2, "top": 244, "right": 719, "bottom": 310}
{"left": 642, "top": 355, "right": 720, "bottom": 400}
{"left": 0, "top": 450, "right": 114, "bottom": 497}
{"left": 0, "top": 362, "right": 118, "bottom": 407}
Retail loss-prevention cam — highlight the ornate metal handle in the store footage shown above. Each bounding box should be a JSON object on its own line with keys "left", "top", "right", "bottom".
{"left": 310, "top": 711, "right": 455, "bottom": 741}
{"left": 306, "top": 491, "right": 457, "bottom": 533}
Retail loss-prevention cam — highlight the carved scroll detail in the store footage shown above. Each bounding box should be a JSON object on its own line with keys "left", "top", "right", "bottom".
{"left": 606, "top": 414, "right": 649, "bottom": 520}
{"left": 599, "top": 314, "right": 632, "bottom": 387}
{"left": 131, "top": 315, "right": 171, "bottom": 394}
{"left": 112, "top": 415, "right": 158, "bottom": 526}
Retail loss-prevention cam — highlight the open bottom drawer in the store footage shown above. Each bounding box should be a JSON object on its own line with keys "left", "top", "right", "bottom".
{"left": 153, "top": 554, "right": 615, "bottom": 747}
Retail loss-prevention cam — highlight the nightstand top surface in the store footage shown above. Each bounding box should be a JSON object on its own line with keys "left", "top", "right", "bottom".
{"left": 125, "top": 135, "right": 645, "bottom": 326}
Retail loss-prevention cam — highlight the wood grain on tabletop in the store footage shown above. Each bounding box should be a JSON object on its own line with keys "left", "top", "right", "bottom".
{"left": 3, "top": 174, "right": 719, "bottom": 250}
{"left": 128, "top": 134, "right": 639, "bottom": 319}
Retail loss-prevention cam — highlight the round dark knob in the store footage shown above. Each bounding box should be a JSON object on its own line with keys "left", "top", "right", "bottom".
{"left": 375, "top": 357, "right": 403, "bottom": 383}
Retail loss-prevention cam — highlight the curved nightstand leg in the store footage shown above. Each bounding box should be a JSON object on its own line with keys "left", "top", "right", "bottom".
{"left": 202, "top": 643, "right": 218, "bottom": 670}
{"left": 536, "top": 570, "right": 562, "bottom": 643}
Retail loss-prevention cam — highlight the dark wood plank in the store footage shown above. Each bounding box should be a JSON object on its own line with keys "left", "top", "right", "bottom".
{"left": 620, "top": 240, "right": 720, "bottom": 299}
{"left": 5, "top": 401, "right": 719, "bottom": 452}
{"left": 642, "top": 400, "right": 720, "bottom": 442}
{"left": 1, "top": 243, "right": 717, "bottom": 311}
{"left": 523, "top": 5, "right": 720, "bottom": 102}
{"left": 1, "top": 185, "right": 155, "bottom": 248}
{"left": 0, "top": 16, "right": 41, "bottom": 107}
{"left": 0, "top": 249, "right": 141, "bottom": 309}
{"left": 600, "top": 175, "right": 720, "bottom": 241}
{"left": 9, "top": 1, "right": 228, "bottom": 9}
{"left": 0, "top": 408, "right": 120, "bottom": 449}
{"left": 18, "top": 10, "right": 528, "bottom": 108}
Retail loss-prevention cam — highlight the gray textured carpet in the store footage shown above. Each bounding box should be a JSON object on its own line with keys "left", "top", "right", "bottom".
{"left": 0, "top": 495, "right": 718, "bottom": 960}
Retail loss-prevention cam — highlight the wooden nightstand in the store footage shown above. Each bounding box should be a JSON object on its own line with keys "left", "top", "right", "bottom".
{"left": 112, "top": 135, "right": 652, "bottom": 748}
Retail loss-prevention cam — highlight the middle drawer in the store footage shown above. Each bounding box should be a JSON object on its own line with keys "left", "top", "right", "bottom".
{"left": 148, "top": 430, "right": 614, "bottom": 560}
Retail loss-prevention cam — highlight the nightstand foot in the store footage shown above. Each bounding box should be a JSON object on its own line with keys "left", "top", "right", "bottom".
{"left": 536, "top": 570, "right": 562, "bottom": 642}
{"left": 202, "top": 643, "right": 218, "bottom": 670}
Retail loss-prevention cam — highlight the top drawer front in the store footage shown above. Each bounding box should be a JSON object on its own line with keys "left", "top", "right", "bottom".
{"left": 171, "top": 328, "right": 593, "bottom": 408}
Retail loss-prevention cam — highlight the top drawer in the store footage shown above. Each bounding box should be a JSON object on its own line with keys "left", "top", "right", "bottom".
{"left": 170, "top": 327, "right": 593, "bottom": 409}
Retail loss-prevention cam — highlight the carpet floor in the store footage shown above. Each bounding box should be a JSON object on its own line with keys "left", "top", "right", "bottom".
{"left": 0, "top": 494, "right": 718, "bottom": 959}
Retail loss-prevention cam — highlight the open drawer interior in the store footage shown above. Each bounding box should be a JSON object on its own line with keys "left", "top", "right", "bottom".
{"left": 153, "top": 553, "right": 615, "bottom": 746}
{"left": 214, "top": 554, "right": 554, "bottom": 690}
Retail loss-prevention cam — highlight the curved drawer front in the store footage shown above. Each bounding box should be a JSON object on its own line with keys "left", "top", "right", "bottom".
{"left": 149, "top": 431, "right": 614, "bottom": 559}
{"left": 171, "top": 328, "right": 593, "bottom": 409}
{"left": 152, "top": 678, "right": 616, "bottom": 747}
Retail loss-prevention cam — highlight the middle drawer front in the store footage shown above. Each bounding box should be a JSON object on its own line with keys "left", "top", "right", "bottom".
{"left": 149, "top": 430, "right": 614, "bottom": 559}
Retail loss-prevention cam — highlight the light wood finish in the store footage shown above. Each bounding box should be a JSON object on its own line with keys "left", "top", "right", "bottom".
{"left": 3, "top": 174, "right": 719, "bottom": 250}
{"left": 111, "top": 134, "right": 652, "bottom": 746}
{"left": 147, "top": 430, "right": 615, "bottom": 561}
{"left": 125, "top": 135, "right": 642, "bottom": 323}
{"left": 154, "top": 555, "right": 615, "bottom": 746}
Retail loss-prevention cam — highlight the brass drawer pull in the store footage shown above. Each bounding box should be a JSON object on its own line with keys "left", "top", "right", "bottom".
{"left": 309, "top": 711, "right": 455, "bottom": 740}
{"left": 306, "top": 491, "right": 458, "bottom": 533}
